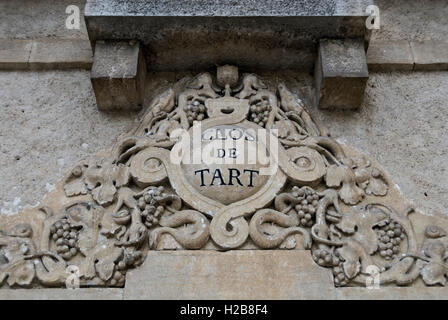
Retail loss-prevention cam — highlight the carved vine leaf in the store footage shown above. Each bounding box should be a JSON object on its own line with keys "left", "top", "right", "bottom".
{"left": 336, "top": 207, "right": 387, "bottom": 255}
{"left": 4, "top": 261, "right": 35, "bottom": 287}
{"left": 85, "top": 161, "right": 130, "bottom": 206}
{"left": 421, "top": 268, "right": 447, "bottom": 286}
{"left": 366, "top": 168, "right": 388, "bottom": 196}
{"left": 63, "top": 203, "right": 123, "bottom": 282}
{"left": 65, "top": 179, "right": 88, "bottom": 197}
{"left": 0, "top": 235, "right": 36, "bottom": 287}
{"left": 354, "top": 167, "right": 370, "bottom": 190}
{"left": 420, "top": 228, "right": 448, "bottom": 286}
{"left": 352, "top": 157, "right": 389, "bottom": 197}
{"left": 64, "top": 164, "right": 88, "bottom": 197}
{"left": 64, "top": 158, "right": 130, "bottom": 206}
{"left": 420, "top": 259, "right": 447, "bottom": 286}
{"left": 325, "top": 164, "right": 346, "bottom": 187}
{"left": 325, "top": 164, "right": 365, "bottom": 205}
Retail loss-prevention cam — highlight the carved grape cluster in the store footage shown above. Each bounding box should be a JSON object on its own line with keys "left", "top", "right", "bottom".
{"left": 138, "top": 186, "right": 166, "bottom": 228}
{"left": 112, "top": 249, "right": 144, "bottom": 286}
{"left": 332, "top": 263, "right": 349, "bottom": 287}
{"left": 291, "top": 186, "right": 319, "bottom": 228}
{"left": 50, "top": 218, "right": 78, "bottom": 260}
{"left": 184, "top": 100, "right": 206, "bottom": 125}
{"left": 248, "top": 103, "right": 272, "bottom": 128}
{"left": 375, "top": 219, "right": 405, "bottom": 260}
{"left": 313, "top": 248, "right": 340, "bottom": 267}
{"left": 109, "top": 268, "right": 126, "bottom": 286}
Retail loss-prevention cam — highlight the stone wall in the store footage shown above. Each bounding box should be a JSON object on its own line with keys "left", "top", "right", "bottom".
{"left": 0, "top": 1, "right": 447, "bottom": 214}
{"left": 0, "top": 0, "right": 448, "bottom": 299}
{"left": 0, "top": 70, "right": 137, "bottom": 214}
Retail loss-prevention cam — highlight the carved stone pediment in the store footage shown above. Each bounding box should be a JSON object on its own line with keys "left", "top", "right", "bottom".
{"left": 1, "top": 65, "right": 448, "bottom": 289}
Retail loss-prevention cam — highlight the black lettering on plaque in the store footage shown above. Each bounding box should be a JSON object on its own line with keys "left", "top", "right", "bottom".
{"left": 244, "top": 169, "right": 259, "bottom": 187}
{"left": 228, "top": 168, "right": 244, "bottom": 186}
{"left": 202, "top": 129, "right": 214, "bottom": 141}
{"left": 229, "top": 128, "right": 243, "bottom": 140}
{"left": 210, "top": 169, "right": 227, "bottom": 186}
{"left": 217, "top": 149, "right": 225, "bottom": 158}
{"left": 194, "top": 169, "right": 210, "bottom": 187}
{"left": 216, "top": 128, "right": 226, "bottom": 140}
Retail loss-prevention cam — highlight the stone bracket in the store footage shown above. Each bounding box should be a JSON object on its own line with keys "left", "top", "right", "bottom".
{"left": 315, "top": 39, "right": 369, "bottom": 109}
{"left": 91, "top": 40, "right": 146, "bottom": 111}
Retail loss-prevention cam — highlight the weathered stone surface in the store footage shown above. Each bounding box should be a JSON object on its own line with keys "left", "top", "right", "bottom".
{"left": 85, "top": 0, "right": 371, "bottom": 16}
{"left": 4, "top": 282, "right": 448, "bottom": 300}
{"left": 410, "top": 40, "right": 448, "bottom": 71}
{"left": 0, "top": 0, "right": 88, "bottom": 40}
{"left": 4, "top": 278, "right": 448, "bottom": 300}
{"left": 124, "top": 250, "right": 334, "bottom": 299}
{"left": 335, "top": 287, "right": 448, "bottom": 300}
{"left": 28, "top": 39, "right": 93, "bottom": 70}
{"left": 367, "top": 40, "right": 414, "bottom": 71}
{"left": 0, "top": 288, "right": 123, "bottom": 300}
{"left": 0, "top": 39, "right": 92, "bottom": 70}
{"left": 0, "top": 39, "right": 32, "bottom": 70}
{"left": 315, "top": 39, "right": 369, "bottom": 109}
{"left": 2, "top": 0, "right": 448, "bottom": 300}
{"left": 371, "top": 0, "right": 448, "bottom": 42}
{"left": 1, "top": 66, "right": 447, "bottom": 293}
{"left": 84, "top": 0, "right": 372, "bottom": 71}
{"left": 91, "top": 41, "right": 146, "bottom": 110}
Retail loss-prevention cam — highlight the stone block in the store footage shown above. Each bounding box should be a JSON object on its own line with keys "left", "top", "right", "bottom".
{"left": 0, "top": 39, "right": 32, "bottom": 70}
{"left": 85, "top": 0, "right": 372, "bottom": 71}
{"left": 335, "top": 287, "right": 448, "bottom": 300}
{"left": 91, "top": 41, "right": 146, "bottom": 110}
{"left": 367, "top": 40, "right": 414, "bottom": 71}
{"left": 410, "top": 40, "right": 448, "bottom": 71}
{"left": 124, "top": 250, "right": 335, "bottom": 299}
{"left": 28, "top": 39, "right": 93, "bottom": 70}
{"left": 85, "top": 0, "right": 372, "bottom": 17}
{"left": 0, "top": 288, "right": 123, "bottom": 300}
{"left": 315, "top": 39, "right": 369, "bottom": 109}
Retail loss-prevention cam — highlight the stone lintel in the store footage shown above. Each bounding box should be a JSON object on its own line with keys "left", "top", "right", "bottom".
{"left": 124, "top": 250, "right": 334, "bottom": 299}
{"left": 123, "top": 250, "right": 448, "bottom": 300}
{"left": 315, "top": 39, "right": 369, "bottom": 109}
{"left": 84, "top": 0, "right": 372, "bottom": 71}
{"left": 367, "top": 40, "right": 414, "bottom": 71}
{"left": 90, "top": 40, "right": 146, "bottom": 110}
{"left": 85, "top": 0, "right": 373, "bottom": 17}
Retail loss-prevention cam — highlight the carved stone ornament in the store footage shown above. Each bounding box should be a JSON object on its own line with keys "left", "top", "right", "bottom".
{"left": 1, "top": 65, "right": 447, "bottom": 288}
